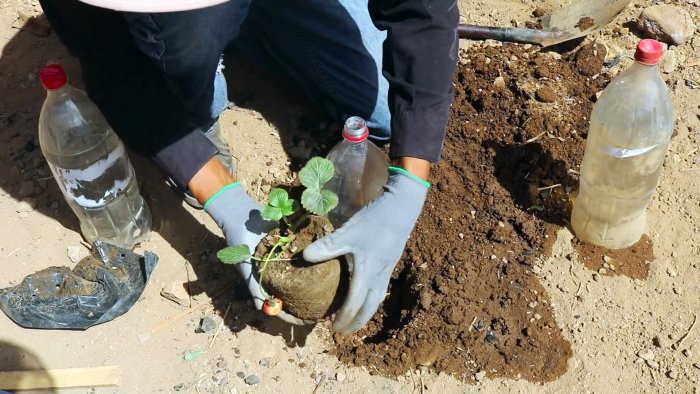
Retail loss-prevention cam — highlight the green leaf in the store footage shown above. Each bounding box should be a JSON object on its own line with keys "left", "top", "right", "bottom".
{"left": 301, "top": 188, "right": 339, "bottom": 215}
{"left": 278, "top": 236, "right": 293, "bottom": 244}
{"left": 183, "top": 350, "right": 205, "bottom": 361}
{"left": 299, "top": 157, "right": 334, "bottom": 190}
{"left": 261, "top": 204, "right": 283, "bottom": 221}
{"left": 267, "top": 188, "right": 289, "bottom": 207}
{"left": 216, "top": 245, "right": 252, "bottom": 264}
{"left": 279, "top": 198, "right": 297, "bottom": 217}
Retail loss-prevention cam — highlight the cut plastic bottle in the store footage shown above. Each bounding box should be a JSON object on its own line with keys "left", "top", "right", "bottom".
{"left": 325, "top": 116, "right": 389, "bottom": 227}
{"left": 38, "top": 64, "right": 152, "bottom": 249}
{"left": 571, "top": 39, "right": 675, "bottom": 249}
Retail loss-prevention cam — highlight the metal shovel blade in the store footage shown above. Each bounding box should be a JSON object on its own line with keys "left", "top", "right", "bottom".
{"left": 457, "top": 0, "right": 632, "bottom": 47}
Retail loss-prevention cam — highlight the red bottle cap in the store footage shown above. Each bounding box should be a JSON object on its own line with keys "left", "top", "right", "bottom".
{"left": 39, "top": 64, "right": 68, "bottom": 90}
{"left": 634, "top": 39, "right": 663, "bottom": 65}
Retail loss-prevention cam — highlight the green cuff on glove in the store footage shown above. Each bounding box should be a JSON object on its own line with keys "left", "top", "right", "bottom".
{"left": 203, "top": 182, "right": 241, "bottom": 210}
{"left": 388, "top": 167, "right": 431, "bottom": 188}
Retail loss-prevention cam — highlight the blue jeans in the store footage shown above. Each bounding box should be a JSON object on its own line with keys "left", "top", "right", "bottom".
{"left": 124, "top": 0, "right": 391, "bottom": 141}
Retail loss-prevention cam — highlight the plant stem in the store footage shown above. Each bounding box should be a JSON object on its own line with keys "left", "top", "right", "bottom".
{"left": 257, "top": 237, "right": 293, "bottom": 297}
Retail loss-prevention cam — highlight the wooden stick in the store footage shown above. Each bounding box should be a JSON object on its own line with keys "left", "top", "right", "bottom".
{"left": 0, "top": 366, "right": 121, "bottom": 390}
{"left": 151, "top": 283, "right": 235, "bottom": 334}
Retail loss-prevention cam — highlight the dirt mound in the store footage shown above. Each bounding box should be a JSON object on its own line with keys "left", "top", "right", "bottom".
{"left": 333, "top": 42, "right": 620, "bottom": 382}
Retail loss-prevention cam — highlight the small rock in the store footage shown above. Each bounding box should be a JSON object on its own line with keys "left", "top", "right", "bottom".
{"left": 173, "top": 383, "right": 184, "bottom": 391}
{"left": 592, "top": 273, "right": 601, "bottom": 282}
{"left": 528, "top": 301, "right": 538, "bottom": 308}
{"left": 682, "top": 348, "right": 692, "bottom": 357}
{"left": 653, "top": 335, "right": 669, "bottom": 348}
{"left": 693, "top": 363, "right": 700, "bottom": 370}
{"left": 16, "top": 198, "right": 37, "bottom": 213}
{"left": 535, "top": 86, "right": 556, "bottom": 102}
{"left": 598, "top": 268, "right": 607, "bottom": 275}
{"left": 485, "top": 331, "right": 498, "bottom": 343}
{"left": 667, "top": 267, "right": 678, "bottom": 277}
{"left": 196, "top": 316, "right": 217, "bottom": 333}
{"left": 603, "top": 255, "right": 612, "bottom": 263}
{"left": 638, "top": 5, "right": 695, "bottom": 46}
{"left": 493, "top": 76, "right": 506, "bottom": 89}
{"left": 66, "top": 245, "right": 83, "bottom": 264}
{"left": 646, "top": 359, "right": 659, "bottom": 370}
{"left": 637, "top": 348, "right": 655, "bottom": 361}
{"left": 660, "top": 49, "right": 677, "bottom": 74}
{"left": 160, "top": 283, "right": 190, "bottom": 307}
{"left": 667, "top": 368, "right": 678, "bottom": 379}
{"left": 261, "top": 184, "right": 271, "bottom": 194}
{"left": 335, "top": 372, "right": 346, "bottom": 382}
{"left": 236, "top": 371, "right": 245, "bottom": 379}
{"left": 475, "top": 370, "right": 486, "bottom": 381}
{"left": 18, "top": 180, "right": 34, "bottom": 198}
{"left": 259, "top": 357, "right": 272, "bottom": 367}
{"left": 244, "top": 375, "right": 260, "bottom": 385}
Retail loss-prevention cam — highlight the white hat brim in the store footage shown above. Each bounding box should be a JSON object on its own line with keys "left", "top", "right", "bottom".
{"left": 79, "top": 0, "right": 228, "bottom": 12}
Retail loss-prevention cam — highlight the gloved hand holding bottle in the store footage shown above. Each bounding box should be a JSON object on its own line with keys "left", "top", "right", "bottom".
{"left": 304, "top": 164, "right": 430, "bottom": 335}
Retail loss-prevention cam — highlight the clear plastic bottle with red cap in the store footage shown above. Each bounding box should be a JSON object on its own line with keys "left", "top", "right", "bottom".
{"left": 38, "top": 64, "right": 151, "bottom": 249}
{"left": 325, "top": 116, "right": 389, "bottom": 227}
{"left": 571, "top": 39, "right": 675, "bottom": 248}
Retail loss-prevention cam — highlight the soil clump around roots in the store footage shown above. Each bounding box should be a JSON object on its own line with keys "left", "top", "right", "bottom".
{"left": 332, "top": 42, "right": 655, "bottom": 383}
{"left": 259, "top": 216, "right": 347, "bottom": 321}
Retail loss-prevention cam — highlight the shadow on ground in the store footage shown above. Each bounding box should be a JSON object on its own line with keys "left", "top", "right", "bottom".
{"left": 0, "top": 340, "right": 55, "bottom": 393}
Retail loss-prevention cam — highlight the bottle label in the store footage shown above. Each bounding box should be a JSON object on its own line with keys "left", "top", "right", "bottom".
{"left": 53, "top": 143, "right": 134, "bottom": 208}
{"left": 602, "top": 144, "right": 658, "bottom": 158}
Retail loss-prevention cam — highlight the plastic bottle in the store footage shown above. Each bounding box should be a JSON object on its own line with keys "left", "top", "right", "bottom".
{"left": 571, "top": 39, "right": 675, "bottom": 249}
{"left": 325, "top": 116, "right": 389, "bottom": 227}
{"left": 38, "top": 64, "right": 152, "bottom": 249}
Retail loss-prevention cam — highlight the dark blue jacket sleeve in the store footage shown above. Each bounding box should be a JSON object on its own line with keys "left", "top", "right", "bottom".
{"left": 369, "top": 0, "right": 459, "bottom": 162}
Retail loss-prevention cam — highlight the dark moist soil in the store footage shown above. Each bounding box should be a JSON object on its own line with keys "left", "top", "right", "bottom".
{"left": 572, "top": 235, "right": 654, "bottom": 280}
{"left": 258, "top": 215, "right": 347, "bottom": 321}
{"left": 333, "top": 42, "right": 656, "bottom": 383}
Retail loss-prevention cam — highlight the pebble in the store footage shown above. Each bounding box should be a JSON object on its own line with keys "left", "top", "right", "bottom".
{"left": 603, "top": 255, "right": 612, "bottom": 263}
{"left": 18, "top": 180, "right": 34, "bottom": 198}
{"left": 667, "top": 368, "right": 678, "bottom": 379}
{"left": 259, "top": 358, "right": 272, "bottom": 367}
{"left": 693, "top": 363, "right": 700, "bottom": 370}
{"left": 66, "top": 245, "right": 83, "bottom": 264}
{"left": 244, "top": 375, "right": 260, "bottom": 385}
{"left": 660, "top": 49, "right": 677, "bottom": 74}
{"left": 196, "top": 316, "right": 217, "bottom": 333}
{"left": 16, "top": 198, "right": 37, "bottom": 213}
{"left": 637, "top": 348, "right": 655, "bottom": 361}
{"left": 598, "top": 268, "right": 607, "bottom": 275}
{"left": 474, "top": 370, "right": 486, "bottom": 381}
{"left": 592, "top": 273, "right": 601, "bottom": 282}
{"left": 646, "top": 360, "right": 659, "bottom": 370}
{"left": 236, "top": 371, "right": 245, "bottom": 379}
{"left": 653, "top": 335, "right": 669, "bottom": 348}
{"left": 493, "top": 76, "right": 506, "bottom": 89}
{"left": 667, "top": 267, "right": 678, "bottom": 277}
{"left": 335, "top": 372, "right": 346, "bottom": 382}
{"left": 682, "top": 348, "right": 692, "bottom": 357}
{"left": 638, "top": 5, "right": 696, "bottom": 46}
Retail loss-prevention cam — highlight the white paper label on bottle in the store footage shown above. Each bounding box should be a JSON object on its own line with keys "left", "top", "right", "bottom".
{"left": 53, "top": 143, "right": 133, "bottom": 208}
{"left": 602, "top": 144, "right": 658, "bottom": 158}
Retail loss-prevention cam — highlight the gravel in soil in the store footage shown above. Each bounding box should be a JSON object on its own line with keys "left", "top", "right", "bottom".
{"left": 333, "top": 42, "right": 658, "bottom": 383}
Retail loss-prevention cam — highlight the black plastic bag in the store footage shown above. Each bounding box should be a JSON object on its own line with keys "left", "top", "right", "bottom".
{"left": 0, "top": 240, "right": 157, "bottom": 330}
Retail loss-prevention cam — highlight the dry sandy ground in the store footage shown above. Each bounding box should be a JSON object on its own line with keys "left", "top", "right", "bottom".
{"left": 1, "top": 0, "right": 699, "bottom": 393}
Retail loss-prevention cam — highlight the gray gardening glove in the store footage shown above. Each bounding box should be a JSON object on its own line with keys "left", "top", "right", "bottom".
{"left": 205, "top": 183, "right": 305, "bottom": 325}
{"left": 303, "top": 169, "right": 429, "bottom": 335}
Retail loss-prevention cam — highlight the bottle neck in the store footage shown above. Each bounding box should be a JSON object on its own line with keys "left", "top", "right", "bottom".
{"left": 45, "top": 84, "right": 71, "bottom": 98}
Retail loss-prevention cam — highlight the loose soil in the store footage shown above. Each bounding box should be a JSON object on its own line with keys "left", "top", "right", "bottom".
{"left": 572, "top": 234, "right": 654, "bottom": 280}
{"left": 258, "top": 215, "right": 347, "bottom": 321}
{"left": 333, "top": 42, "right": 659, "bottom": 382}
